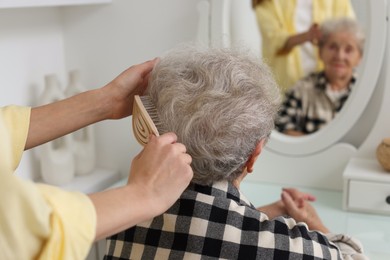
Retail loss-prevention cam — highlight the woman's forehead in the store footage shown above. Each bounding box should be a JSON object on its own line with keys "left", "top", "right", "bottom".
{"left": 324, "top": 32, "right": 359, "bottom": 45}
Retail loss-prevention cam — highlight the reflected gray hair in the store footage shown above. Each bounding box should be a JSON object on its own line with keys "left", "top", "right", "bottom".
{"left": 147, "top": 45, "right": 281, "bottom": 185}
{"left": 319, "top": 17, "right": 365, "bottom": 54}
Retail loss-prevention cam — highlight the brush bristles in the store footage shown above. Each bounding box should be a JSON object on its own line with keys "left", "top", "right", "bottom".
{"left": 139, "top": 96, "right": 167, "bottom": 134}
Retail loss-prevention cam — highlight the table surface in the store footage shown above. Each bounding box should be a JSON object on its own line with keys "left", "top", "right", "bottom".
{"left": 240, "top": 181, "right": 390, "bottom": 260}
{"left": 110, "top": 179, "right": 390, "bottom": 260}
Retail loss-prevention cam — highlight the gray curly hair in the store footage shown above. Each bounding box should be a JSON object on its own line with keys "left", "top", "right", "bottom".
{"left": 147, "top": 45, "right": 281, "bottom": 185}
{"left": 319, "top": 17, "right": 365, "bottom": 54}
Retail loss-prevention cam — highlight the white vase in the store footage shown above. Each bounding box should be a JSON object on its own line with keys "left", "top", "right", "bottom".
{"left": 40, "top": 74, "right": 64, "bottom": 105}
{"left": 40, "top": 135, "right": 75, "bottom": 185}
{"left": 65, "top": 70, "right": 96, "bottom": 176}
{"left": 39, "top": 74, "right": 75, "bottom": 185}
{"left": 64, "top": 69, "right": 84, "bottom": 97}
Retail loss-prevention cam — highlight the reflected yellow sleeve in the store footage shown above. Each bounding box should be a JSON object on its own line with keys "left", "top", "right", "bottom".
{"left": 254, "top": 2, "right": 292, "bottom": 56}
{"left": 313, "top": 0, "right": 356, "bottom": 23}
{"left": 254, "top": 1, "right": 303, "bottom": 91}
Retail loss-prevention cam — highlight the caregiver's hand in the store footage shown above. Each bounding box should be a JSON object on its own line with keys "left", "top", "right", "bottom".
{"left": 100, "top": 58, "right": 159, "bottom": 119}
{"left": 129, "top": 133, "right": 193, "bottom": 216}
{"left": 89, "top": 132, "right": 193, "bottom": 241}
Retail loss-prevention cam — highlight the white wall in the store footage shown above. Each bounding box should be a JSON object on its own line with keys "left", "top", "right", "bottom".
{"left": 2, "top": 0, "right": 386, "bottom": 185}
{"left": 61, "top": 0, "right": 202, "bottom": 177}
{"left": 58, "top": 0, "right": 201, "bottom": 177}
{"left": 230, "top": 0, "right": 261, "bottom": 57}
{"left": 0, "top": 0, "right": 202, "bottom": 180}
{"left": 0, "top": 7, "right": 67, "bottom": 180}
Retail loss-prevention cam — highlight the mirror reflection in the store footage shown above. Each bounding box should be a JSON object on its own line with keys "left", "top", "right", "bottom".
{"left": 274, "top": 18, "right": 364, "bottom": 135}
{"left": 252, "top": 0, "right": 356, "bottom": 91}
{"left": 250, "top": 0, "right": 366, "bottom": 136}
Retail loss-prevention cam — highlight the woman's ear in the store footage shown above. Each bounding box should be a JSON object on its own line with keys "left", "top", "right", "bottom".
{"left": 246, "top": 139, "right": 266, "bottom": 173}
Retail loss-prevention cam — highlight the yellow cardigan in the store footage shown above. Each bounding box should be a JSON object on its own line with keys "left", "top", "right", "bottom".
{"left": 0, "top": 106, "right": 96, "bottom": 260}
{"left": 254, "top": 0, "right": 355, "bottom": 91}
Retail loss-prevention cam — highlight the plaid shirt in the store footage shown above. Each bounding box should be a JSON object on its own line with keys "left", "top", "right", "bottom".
{"left": 275, "top": 71, "right": 355, "bottom": 134}
{"left": 104, "top": 181, "right": 345, "bottom": 259}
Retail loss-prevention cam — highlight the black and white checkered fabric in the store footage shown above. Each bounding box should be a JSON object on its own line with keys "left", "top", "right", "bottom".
{"left": 105, "top": 181, "right": 342, "bottom": 260}
{"left": 275, "top": 71, "right": 355, "bottom": 134}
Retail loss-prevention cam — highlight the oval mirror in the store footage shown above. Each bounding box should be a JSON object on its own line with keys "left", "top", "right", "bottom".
{"left": 207, "top": 0, "right": 387, "bottom": 156}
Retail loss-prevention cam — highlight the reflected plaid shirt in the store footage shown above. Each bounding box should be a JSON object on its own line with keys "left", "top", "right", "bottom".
{"left": 104, "top": 181, "right": 342, "bottom": 260}
{"left": 275, "top": 71, "right": 355, "bottom": 134}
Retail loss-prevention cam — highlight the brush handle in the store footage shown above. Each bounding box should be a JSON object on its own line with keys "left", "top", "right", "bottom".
{"left": 132, "top": 95, "right": 160, "bottom": 146}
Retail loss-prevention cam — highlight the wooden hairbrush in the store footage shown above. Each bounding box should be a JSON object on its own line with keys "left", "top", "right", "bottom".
{"left": 132, "top": 95, "right": 165, "bottom": 146}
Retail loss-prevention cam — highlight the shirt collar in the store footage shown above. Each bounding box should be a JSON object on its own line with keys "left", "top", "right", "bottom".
{"left": 188, "top": 180, "right": 254, "bottom": 208}
{"left": 314, "top": 71, "right": 357, "bottom": 92}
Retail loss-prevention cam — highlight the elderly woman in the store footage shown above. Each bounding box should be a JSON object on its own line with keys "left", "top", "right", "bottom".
{"left": 276, "top": 17, "right": 365, "bottom": 136}
{"left": 104, "top": 46, "right": 366, "bottom": 259}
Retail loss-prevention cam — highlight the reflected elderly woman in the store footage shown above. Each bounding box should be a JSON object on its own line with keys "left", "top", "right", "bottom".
{"left": 252, "top": 0, "right": 355, "bottom": 91}
{"left": 276, "top": 17, "right": 365, "bottom": 136}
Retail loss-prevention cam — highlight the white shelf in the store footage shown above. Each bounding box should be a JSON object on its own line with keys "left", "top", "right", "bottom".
{"left": 37, "top": 168, "right": 122, "bottom": 194}
{"left": 0, "top": 0, "right": 111, "bottom": 8}
{"left": 343, "top": 158, "right": 390, "bottom": 182}
{"left": 60, "top": 168, "right": 122, "bottom": 193}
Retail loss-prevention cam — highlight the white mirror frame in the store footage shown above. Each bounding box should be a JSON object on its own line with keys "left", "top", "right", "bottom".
{"left": 206, "top": 0, "right": 387, "bottom": 156}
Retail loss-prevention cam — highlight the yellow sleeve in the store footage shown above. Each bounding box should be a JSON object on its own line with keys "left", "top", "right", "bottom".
{"left": 0, "top": 106, "right": 96, "bottom": 260}
{"left": 337, "top": 0, "right": 356, "bottom": 18}
{"left": 344, "top": 0, "right": 356, "bottom": 19}
{"left": 254, "top": 2, "right": 291, "bottom": 56}
{"left": 37, "top": 184, "right": 97, "bottom": 260}
{"left": 313, "top": 0, "right": 356, "bottom": 24}
{"left": 254, "top": 1, "right": 303, "bottom": 91}
{"left": 0, "top": 105, "right": 30, "bottom": 170}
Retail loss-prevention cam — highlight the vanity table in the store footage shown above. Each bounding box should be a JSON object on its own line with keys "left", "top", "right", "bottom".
{"left": 201, "top": 0, "right": 387, "bottom": 191}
